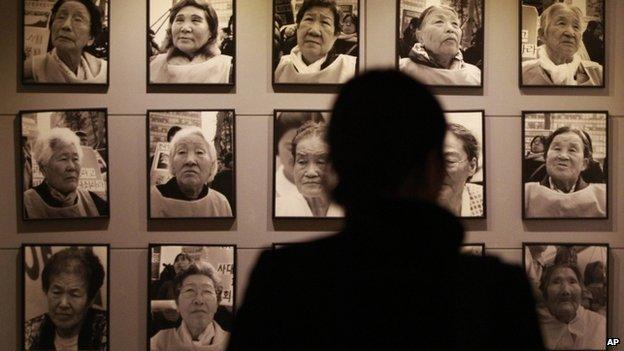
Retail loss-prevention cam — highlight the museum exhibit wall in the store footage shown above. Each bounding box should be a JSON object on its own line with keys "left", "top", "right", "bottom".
{"left": 0, "top": 0, "right": 623, "bottom": 349}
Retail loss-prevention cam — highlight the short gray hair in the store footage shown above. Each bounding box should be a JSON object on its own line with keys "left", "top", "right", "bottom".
{"left": 168, "top": 126, "right": 219, "bottom": 182}
{"left": 33, "top": 127, "right": 83, "bottom": 170}
{"left": 540, "top": 3, "right": 584, "bottom": 35}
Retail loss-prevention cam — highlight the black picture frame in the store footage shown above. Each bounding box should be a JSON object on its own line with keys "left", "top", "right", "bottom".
{"left": 395, "top": 0, "right": 485, "bottom": 88}
{"left": 272, "top": 109, "right": 344, "bottom": 219}
{"left": 146, "top": 109, "right": 236, "bottom": 220}
{"left": 146, "top": 243, "right": 237, "bottom": 351}
{"left": 21, "top": 244, "right": 111, "bottom": 351}
{"left": 442, "top": 110, "right": 487, "bottom": 218}
{"left": 522, "top": 242, "right": 609, "bottom": 351}
{"left": 518, "top": 0, "right": 606, "bottom": 88}
{"left": 521, "top": 111, "right": 609, "bottom": 220}
{"left": 460, "top": 243, "right": 486, "bottom": 256}
{"left": 19, "top": 108, "right": 110, "bottom": 220}
{"left": 146, "top": 0, "right": 236, "bottom": 87}
{"left": 21, "top": 0, "right": 111, "bottom": 86}
{"left": 271, "top": 0, "right": 361, "bottom": 87}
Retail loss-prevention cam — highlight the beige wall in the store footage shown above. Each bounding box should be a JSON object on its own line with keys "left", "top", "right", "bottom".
{"left": 0, "top": 0, "right": 623, "bottom": 349}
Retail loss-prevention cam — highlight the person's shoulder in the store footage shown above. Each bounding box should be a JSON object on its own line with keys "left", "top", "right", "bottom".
{"left": 150, "top": 328, "right": 176, "bottom": 349}
{"left": 582, "top": 59, "right": 603, "bottom": 69}
{"left": 463, "top": 61, "right": 481, "bottom": 74}
{"left": 86, "top": 191, "right": 109, "bottom": 215}
{"left": 24, "top": 314, "right": 46, "bottom": 349}
{"left": 398, "top": 57, "right": 416, "bottom": 70}
{"left": 521, "top": 59, "right": 540, "bottom": 69}
{"left": 25, "top": 313, "right": 46, "bottom": 330}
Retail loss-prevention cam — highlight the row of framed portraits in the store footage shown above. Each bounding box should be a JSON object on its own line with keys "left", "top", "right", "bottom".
{"left": 19, "top": 108, "right": 609, "bottom": 221}
{"left": 21, "top": 243, "right": 610, "bottom": 351}
{"left": 22, "top": 0, "right": 605, "bottom": 87}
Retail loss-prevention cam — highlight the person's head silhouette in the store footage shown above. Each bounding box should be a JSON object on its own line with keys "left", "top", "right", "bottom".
{"left": 328, "top": 70, "right": 446, "bottom": 208}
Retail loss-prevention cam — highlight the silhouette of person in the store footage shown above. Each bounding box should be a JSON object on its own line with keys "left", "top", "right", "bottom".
{"left": 227, "top": 70, "right": 544, "bottom": 351}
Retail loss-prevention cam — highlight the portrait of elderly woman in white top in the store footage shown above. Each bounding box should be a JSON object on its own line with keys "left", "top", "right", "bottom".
{"left": 399, "top": 5, "right": 481, "bottom": 86}
{"left": 149, "top": 0, "right": 233, "bottom": 84}
{"left": 274, "top": 0, "right": 357, "bottom": 84}
{"left": 150, "top": 127, "right": 232, "bottom": 218}
{"left": 23, "top": 0, "right": 108, "bottom": 84}
{"left": 23, "top": 127, "right": 108, "bottom": 219}
{"left": 521, "top": 3, "right": 603, "bottom": 86}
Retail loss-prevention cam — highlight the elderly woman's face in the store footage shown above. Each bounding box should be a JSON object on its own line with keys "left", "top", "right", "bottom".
{"left": 177, "top": 274, "right": 218, "bottom": 331}
{"left": 51, "top": 0, "right": 93, "bottom": 53}
{"left": 293, "top": 135, "right": 328, "bottom": 198}
{"left": 417, "top": 8, "right": 462, "bottom": 58}
{"left": 542, "top": 7, "right": 582, "bottom": 61}
{"left": 296, "top": 6, "right": 337, "bottom": 63}
{"left": 174, "top": 257, "right": 191, "bottom": 275}
{"left": 46, "top": 271, "right": 92, "bottom": 336}
{"left": 545, "top": 132, "right": 588, "bottom": 185}
{"left": 439, "top": 132, "right": 476, "bottom": 201}
{"left": 172, "top": 6, "right": 211, "bottom": 56}
{"left": 171, "top": 133, "right": 213, "bottom": 190}
{"left": 545, "top": 267, "right": 582, "bottom": 323}
{"left": 44, "top": 142, "right": 82, "bottom": 194}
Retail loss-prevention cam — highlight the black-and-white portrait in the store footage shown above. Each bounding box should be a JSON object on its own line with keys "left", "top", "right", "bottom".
{"left": 22, "top": 0, "right": 109, "bottom": 84}
{"left": 461, "top": 244, "right": 485, "bottom": 256}
{"left": 522, "top": 112, "right": 607, "bottom": 219}
{"left": 438, "top": 111, "right": 485, "bottom": 218}
{"left": 20, "top": 109, "right": 109, "bottom": 219}
{"left": 273, "top": 110, "right": 344, "bottom": 218}
{"left": 148, "top": 0, "right": 235, "bottom": 85}
{"left": 523, "top": 243, "right": 608, "bottom": 350}
{"left": 148, "top": 244, "right": 235, "bottom": 351}
{"left": 22, "top": 244, "right": 109, "bottom": 351}
{"left": 148, "top": 110, "right": 235, "bottom": 218}
{"left": 520, "top": 0, "right": 605, "bottom": 87}
{"left": 397, "top": 0, "right": 484, "bottom": 87}
{"left": 273, "top": 0, "right": 359, "bottom": 85}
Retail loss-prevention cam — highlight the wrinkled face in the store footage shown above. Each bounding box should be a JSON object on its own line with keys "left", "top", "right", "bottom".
{"left": 43, "top": 142, "right": 81, "bottom": 195}
{"left": 46, "top": 272, "right": 92, "bottom": 336}
{"left": 171, "top": 133, "right": 213, "bottom": 191}
{"left": 416, "top": 7, "right": 462, "bottom": 58}
{"left": 542, "top": 7, "right": 582, "bottom": 61}
{"left": 177, "top": 274, "right": 218, "bottom": 332}
{"left": 172, "top": 6, "right": 211, "bottom": 56}
{"left": 296, "top": 6, "right": 337, "bottom": 63}
{"left": 545, "top": 267, "right": 582, "bottom": 323}
{"left": 293, "top": 135, "right": 328, "bottom": 198}
{"left": 277, "top": 129, "right": 298, "bottom": 180}
{"left": 545, "top": 132, "right": 588, "bottom": 185}
{"left": 51, "top": 0, "right": 93, "bottom": 53}
{"left": 438, "top": 132, "right": 476, "bottom": 200}
{"left": 174, "top": 257, "right": 191, "bottom": 275}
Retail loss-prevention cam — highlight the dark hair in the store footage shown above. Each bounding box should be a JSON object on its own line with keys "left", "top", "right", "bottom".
{"left": 275, "top": 112, "right": 325, "bottom": 152}
{"left": 539, "top": 263, "right": 584, "bottom": 301}
{"left": 174, "top": 252, "right": 192, "bottom": 263}
{"left": 164, "top": 0, "right": 219, "bottom": 56}
{"left": 583, "top": 261, "right": 605, "bottom": 286}
{"left": 328, "top": 70, "right": 446, "bottom": 206}
{"left": 42, "top": 247, "right": 105, "bottom": 301}
{"left": 544, "top": 126, "right": 592, "bottom": 160}
{"left": 295, "top": 0, "right": 342, "bottom": 35}
{"left": 49, "top": 0, "right": 103, "bottom": 41}
{"left": 167, "top": 126, "right": 182, "bottom": 142}
{"left": 343, "top": 13, "right": 358, "bottom": 28}
{"left": 291, "top": 120, "right": 328, "bottom": 160}
{"left": 447, "top": 123, "right": 479, "bottom": 181}
{"left": 173, "top": 261, "right": 223, "bottom": 304}
{"left": 530, "top": 135, "right": 546, "bottom": 148}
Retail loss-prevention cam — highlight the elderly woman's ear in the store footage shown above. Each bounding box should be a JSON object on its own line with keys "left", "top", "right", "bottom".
{"left": 468, "top": 157, "right": 478, "bottom": 177}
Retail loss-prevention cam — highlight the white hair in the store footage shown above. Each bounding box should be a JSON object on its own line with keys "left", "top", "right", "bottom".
{"left": 33, "top": 127, "right": 83, "bottom": 170}
{"left": 168, "top": 126, "right": 219, "bottom": 183}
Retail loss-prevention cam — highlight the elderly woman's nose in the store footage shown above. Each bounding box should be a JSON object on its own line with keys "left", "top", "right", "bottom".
{"left": 58, "top": 294, "right": 71, "bottom": 307}
{"left": 60, "top": 16, "right": 73, "bottom": 30}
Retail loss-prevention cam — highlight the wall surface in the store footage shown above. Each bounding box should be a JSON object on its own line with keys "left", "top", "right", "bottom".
{"left": 1, "top": 0, "right": 623, "bottom": 350}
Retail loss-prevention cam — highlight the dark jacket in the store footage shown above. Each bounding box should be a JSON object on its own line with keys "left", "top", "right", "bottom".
{"left": 227, "top": 199, "right": 544, "bottom": 351}
{"left": 24, "top": 308, "right": 107, "bottom": 350}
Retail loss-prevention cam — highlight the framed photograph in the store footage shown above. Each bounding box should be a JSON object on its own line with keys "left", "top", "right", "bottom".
{"left": 461, "top": 244, "right": 485, "bottom": 256}
{"left": 522, "top": 111, "right": 608, "bottom": 219}
{"left": 22, "top": 0, "right": 110, "bottom": 85}
{"left": 147, "top": 0, "right": 235, "bottom": 85}
{"left": 272, "top": 0, "right": 360, "bottom": 85}
{"left": 148, "top": 244, "right": 235, "bottom": 350}
{"left": 273, "top": 110, "right": 344, "bottom": 218}
{"left": 22, "top": 244, "right": 110, "bottom": 351}
{"left": 439, "top": 110, "right": 486, "bottom": 218}
{"left": 20, "top": 109, "right": 110, "bottom": 220}
{"left": 397, "top": 0, "right": 484, "bottom": 87}
{"left": 523, "top": 243, "right": 608, "bottom": 350}
{"left": 519, "top": 0, "right": 605, "bottom": 87}
{"left": 147, "top": 110, "right": 235, "bottom": 219}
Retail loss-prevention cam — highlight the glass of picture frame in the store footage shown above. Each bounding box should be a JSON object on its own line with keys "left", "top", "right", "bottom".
{"left": 460, "top": 244, "right": 485, "bottom": 256}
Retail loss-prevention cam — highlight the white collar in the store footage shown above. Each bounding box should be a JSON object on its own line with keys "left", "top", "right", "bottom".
{"left": 537, "top": 45, "right": 582, "bottom": 85}
{"left": 548, "top": 177, "right": 576, "bottom": 193}
{"left": 290, "top": 46, "right": 329, "bottom": 73}
{"left": 179, "top": 320, "right": 216, "bottom": 346}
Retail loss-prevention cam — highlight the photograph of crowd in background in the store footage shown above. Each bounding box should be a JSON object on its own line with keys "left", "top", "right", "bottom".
{"left": 522, "top": 112, "right": 607, "bottom": 219}
{"left": 148, "top": 0, "right": 235, "bottom": 84}
{"left": 148, "top": 110, "right": 235, "bottom": 218}
{"left": 520, "top": 0, "right": 604, "bottom": 86}
{"left": 439, "top": 111, "right": 485, "bottom": 218}
{"left": 23, "top": 0, "right": 109, "bottom": 84}
{"left": 273, "top": 0, "right": 359, "bottom": 84}
{"left": 460, "top": 244, "right": 485, "bottom": 256}
{"left": 148, "top": 245, "right": 235, "bottom": 351}
{"left": 397, "top": 0, "right": 483, "bottom": 87}
{"left": 523, "top": 244, "right": 607, "bottom": 350}
{"left": 22, "top": 244, "right": 109, "bottom": 351}
{"left": 20, "top": 109, "right": 109, "bottom": 219}
{"left": 273, "top": 110, "right": 344, "bottom": 218}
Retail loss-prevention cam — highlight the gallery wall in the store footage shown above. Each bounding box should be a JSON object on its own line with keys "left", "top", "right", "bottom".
{"left": 0, "top": 0, "right": 623, "bottom": 350}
